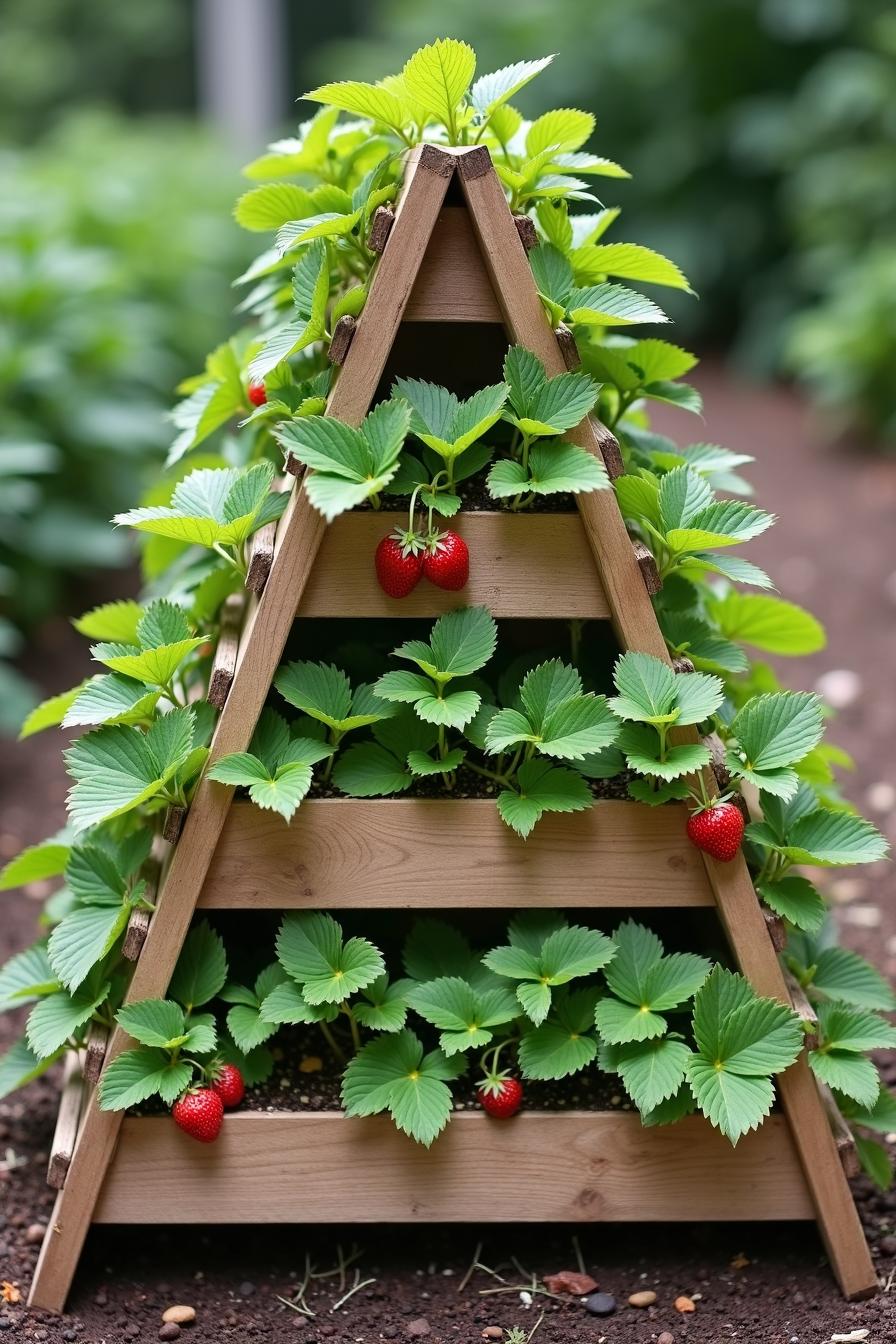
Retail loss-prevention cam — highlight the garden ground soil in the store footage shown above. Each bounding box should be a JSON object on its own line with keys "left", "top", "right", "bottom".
{"left": 2, "top": 364, "right": 895, "bottom": 1343}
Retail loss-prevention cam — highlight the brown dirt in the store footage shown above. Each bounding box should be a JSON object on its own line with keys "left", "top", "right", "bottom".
{"left": 1, "top": 366, "right": 895, "bottom": 1341}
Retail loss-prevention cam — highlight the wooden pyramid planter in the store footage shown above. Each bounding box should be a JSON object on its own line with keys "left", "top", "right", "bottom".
{"left": 30, "top": 144, "right": 877, "bottom": 1310}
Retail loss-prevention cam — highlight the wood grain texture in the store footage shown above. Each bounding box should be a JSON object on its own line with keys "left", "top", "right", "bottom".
{"left": 199, "top": 800, "right": 713, "bottom": 910}
{"left": 404, "top": 207, "right": 503, "bottom": 323}
{"left": 819, "top": 1082, "right": 860, "bottom": 1179}
{"left": 82, "top": 1023, "right": 108, "bottom": 1087}
{"left": 121, "top": 907, "right": 151, "bottom": 963}
{"left": 47, "top": 1055, "right": 84, "bottom": 1191}
{"left": 703, "top": 855, "right": 877, "bottom": 1299}
{"left": 297, "top": 512, "right": 610, "bottom": 619}
{"left": 456, "top": 153, "right": 669, "bottom": 661}
{"left": 94, "top": 1111, "right": 811, "bottom": 1224}
{"left": 367, "top": 204, "right": 394, "bottom": 254}
{"left": 784, "top": 967, "right": 819, "bottom": 1051}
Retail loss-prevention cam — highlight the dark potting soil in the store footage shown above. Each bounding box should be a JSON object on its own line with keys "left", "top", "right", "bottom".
{"left": 132, "top": 1025, "right": 633, "bottom": 1119}
{"left": 305, "top": 765, "right": 637, "bottom": 802}
{"left": 358, "top": 478, "right": 578, "bottom": 515}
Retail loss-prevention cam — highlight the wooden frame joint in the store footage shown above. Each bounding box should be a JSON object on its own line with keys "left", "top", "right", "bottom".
{"left": 327, "top": 315, "right": 356, "bottom": 366}
{"left": 367, "top": 204, "right": 395, "bottom": 254}
{"left": 455, "top": 146, "right": 491, "bottom": 181}
{"left": 419, "top": 144, "right": 455, "bottom": 177}
{"left": 631, "top": 539, "right": 662, "bottom": 595}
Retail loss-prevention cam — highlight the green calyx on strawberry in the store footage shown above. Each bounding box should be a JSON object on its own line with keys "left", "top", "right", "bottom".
{"left": 375, "top": 526, "right": 425, "bottom": 598}
{"left": 686, "top": 795, "right": 745, "bottom": 863}
{"left": 477, "top": 1071, "right": 523, "bottom": 1118}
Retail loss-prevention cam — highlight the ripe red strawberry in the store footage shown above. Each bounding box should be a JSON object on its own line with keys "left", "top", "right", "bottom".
{"left": 247, "top": 380, "right": 267, "bottom": 407}
{"left": 210, "top": 1062, "right": 245, "bottom": 1109}
{"left": 423, "top": 529, "right": 469, "bottom": 591}
{"left": 375, "top": 528, "right": 424, "bottom": 598}
{"left": 477, "top": 1075, "right": 523, "bottom": 1119}
{"left": 172, "top": 1087, "right": 224, "bottom": 1143}
{"left": 686, "top": 801, "right": 745, "bottom": 862}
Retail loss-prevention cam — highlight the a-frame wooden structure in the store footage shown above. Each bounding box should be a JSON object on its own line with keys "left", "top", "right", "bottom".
{"left": 30, "top": 144, "right": 877, "bottom": 1311}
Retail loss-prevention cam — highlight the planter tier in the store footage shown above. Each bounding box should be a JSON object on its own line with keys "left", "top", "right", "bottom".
{"left": 199, "top": 800, "right": 714, "bottom": 909}
{"left": 297, "top": 511, "right": 610, "bottom": 619}
{"left": 93, "top": 1112, "right": 811, "bottom": 1224}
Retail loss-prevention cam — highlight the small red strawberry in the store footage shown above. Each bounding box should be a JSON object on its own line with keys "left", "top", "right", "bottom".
{"left": 210, "top": 1062, "right": 245, "bottom": 1109}
{"left": 247, "top": 380, "right": 267, "bottom": 407}
{"left": 477, "top": 1075, "right": 523, "bottom": 1119}
{"left": 375, "top": 527, "right": 424, "bottom": 598}
{"left": 422, "top": 529, "right": 469, "bottom": 591}
{"left": 172, "top": 1087, "right": 224, "bottom": 1143}
{"left": 686, "top": 800, "right": 745, "bottom": 862}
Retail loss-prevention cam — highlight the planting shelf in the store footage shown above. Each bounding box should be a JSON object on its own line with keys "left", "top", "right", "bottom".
{"left": 93, "top": 1112, "right": 812, "bottom": 1225}
{"left": 198, "top": 800, "right": 715, "bottom": 909}
{"left": 297, "top": 511, "right": 611, "bottom": 619}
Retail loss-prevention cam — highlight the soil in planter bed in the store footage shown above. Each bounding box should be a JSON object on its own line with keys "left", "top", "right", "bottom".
{"left": 305, "top": 765, "right": 638, "bottom": 802}
{"left": 358, "top": 478, "right": 578, "bottom": 514}
{"left": 131, "top": 1025, "right": 636, "bottom": 1118}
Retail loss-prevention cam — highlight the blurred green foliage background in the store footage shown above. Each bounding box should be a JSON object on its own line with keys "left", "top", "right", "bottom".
{"left": 1, "top": 0, "right": 893, "bottom": 728}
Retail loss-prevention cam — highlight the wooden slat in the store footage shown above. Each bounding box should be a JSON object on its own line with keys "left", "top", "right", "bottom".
{"left": 368, "top": 204, "right": 394, "bottom": 254}
{"left": 702, "top": 855, "right": 877, "bottom": 1299}
{"left": 297, "top": 512, "right": 610, "bottom": 619}
{"left": 207, "top": 593, "right": 244, "bottom": 710}
{"left": 404, "top": 206, "right": 504, "bottom": 322}
{"left": 28, "top": 142, "right": 457, "bottom": 1317}
{"left": 199, "top": 800, "right": 713, "bottom": 910}
{"left": 456, "top": 151, "right": 669, "bottom": 662}
{"left": 94, "top": 1111, "right": 811, "bottom": 1224}
{"left": 47, "top": 1055, "right": 84, "bottom": 1191}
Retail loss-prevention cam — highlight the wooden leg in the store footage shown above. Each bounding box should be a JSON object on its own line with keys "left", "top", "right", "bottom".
{"left": 704, "top": 853, "right": 877, "bottom": 1299}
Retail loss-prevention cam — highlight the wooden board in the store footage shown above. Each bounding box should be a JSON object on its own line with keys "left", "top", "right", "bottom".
{"left": 94, "top": 1111, "right": 811, "bottom": 1224}
{"left": 404, "top": 206, "right": 504, "bottom": 322}
{"left": 297, "top": 512, "right": 610, "bottom": 619}
{"left": 199, "top": 800, "right": 713, "bottom": 909}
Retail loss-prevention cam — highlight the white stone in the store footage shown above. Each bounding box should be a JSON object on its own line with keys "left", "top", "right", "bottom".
{"left": 814, "top": 669, "right": 862, "bottom": 709}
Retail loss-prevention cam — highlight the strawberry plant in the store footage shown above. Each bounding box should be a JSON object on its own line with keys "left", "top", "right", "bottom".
{"left": 0, "top": 39, "right": 891, "bottom": 1189}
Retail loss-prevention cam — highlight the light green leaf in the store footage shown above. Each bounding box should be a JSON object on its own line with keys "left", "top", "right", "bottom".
{"left": 686, "top": 1059, "right": 775, "bottom": 1142}
{"left": 809, "top": 946, "right": 895, "bottom": 1010}
{"left": 99, "top": 1046, "right": 193, "bottom": 1111}
{"left": 0, "top": 945, "right": 59, "bottom": 1010}
{"left": 0, "top": 834, "right": 70, "bottom": 892}
{"left": 809, "top": 1050, "right": 880, "bottom": 1108}
{"left": 332, "top": 742, "right": 412, "bottom": 797}
{"left": 472, "top": 57, "right": 553, "bottom": 116}
{"left": 26, "top": 980, "right": 109, "bottom": 1059}
{"left": 19, "top": 686, "right": 85, "bottom": 739}
{"left": 64, "top": 675, "right": 160, "bottom": 729}
{"left": 757, "top": 875, "right": 826, "bottom": 933}
{"left": 526, "top": 107, "right": 594, "bottom": 158}
{"left": 497, "top": 760, "right": 593, "bottom": 837}
{"left": 116, "top": 999, "right": 187, "bottom": 1049}
{"left": 402, "top": 39, "right": 476, "bottom": 132}
{"left": 815, "top": 1001, "right": 896, "bottom": 1053}
{"left": 770, "top": 810, "right": 888, "bottom": 869}
{"left": 73, "top": 600, "right": 143, "bottom": 643}
{"left": 618, "top": 1036, "right": 692, "bottom": 1113}
{"left": 487, "top": 443, "right": 607, "bottom": 499}
{"left": 48, "top": 903, "right": 129, "bottom": 991}
{"left": 568, "top": 284, "right": 668, "bottom": 327}
{"left": 706, "top": 593, "right": 825, "bottom": 656}
{"left": 276, "top": 911, "right": 385, "bottom": 1004}
{"left": 234, "top": 183, "right": 315, "bottom": 231}
{"left": 355, "top": 975, "right": 412, "bottom": 1034}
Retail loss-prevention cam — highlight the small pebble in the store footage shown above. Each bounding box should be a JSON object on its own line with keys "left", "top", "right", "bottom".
{"left": 238, "top": 1281, "right": 256, "bottom": 1298}
{"left": 481, "top": 1330, "right": 503, "bottom": 1341}
{"left": 159, "top": 1326, "right": 180, "bottom": 1342}
{"left": 543, "top": 1270, "right": 598, "bottom": 1295}
{"left": 407, "top": 1319, "right": 430, "bottom": 1337}
{"left": 878, "top": 1234, "right": 896, "bottom": 1256}
{"left": 24, "top": 1223, "right": 46, "bottom": 1246}
{"left": 674, "top": 1294, "right": 696, "bottom": 1313}
{"left": 814, "top": 669, "right": 861, "bottom": 709}
{"left": 299, "top": 1056, "right": 323, "bottom": 1073}
{"left": 658, "top": 1334, "right": 675, "bottom": 1344}
{"left": 628, "top": 1290, "right": 656, "bottom": 1308}
{"left": 583, "top": 1291, "right": 616, "bottom": 1317}
{"left": 162, "top": 1305, "right": 196, "bottom": 1325}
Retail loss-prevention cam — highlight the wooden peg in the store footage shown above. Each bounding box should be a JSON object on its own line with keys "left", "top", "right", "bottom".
{"left": 593, "top": 422, "right": 625, "bottom": 480}
{"left": 162, "top": 804, "right": 187, "bottom": 846}
{"left": 672, "top": 655, "right": 696, "bottom": 675}
{"left": 47, "top": 1054, "right": 84, "bottom": 1190}
{"left": 512, "top": 214, "right": 538, "bottom": 252}
{"left": 285, "top": 452, "right": 303, "bottom": 478}
{"left": 784, "top": 968, "right": 819, "bottom": 1051}
{"left": 631, "top": 539, "right": 662, "bottom": 595}
{"left": 761, "top": 905, "right": 786, "bottom": 953}
{"left": 121, "top": 907, "right": 151, "bottom": 963}
{"left": 207, "top": 594, "right": 244, "bottom": 710}
{"left": 819, "top": 1083, "right": 861, "bottom": 1179}
{"left": 554, "top": 325, "right": 580, "bottom": 370}
{"left": 368, "top": 204, "right": 395, "bottom": 254}
{"left": 327, "top": 315, "right": 356, "bottom": 366}
{"left": 246, "top": 477, "right": 292, "bottom": 595}
{"left": 83, "top": 1023, "right": 109, "bottom": 1087}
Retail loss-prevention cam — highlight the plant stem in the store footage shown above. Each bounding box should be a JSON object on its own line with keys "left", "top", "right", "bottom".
{"left": 343, "top": 1004, "right": 362, "bottom": 1054}
{"left": 319, "top": 1019, "right": 345, "bottom": 1064}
